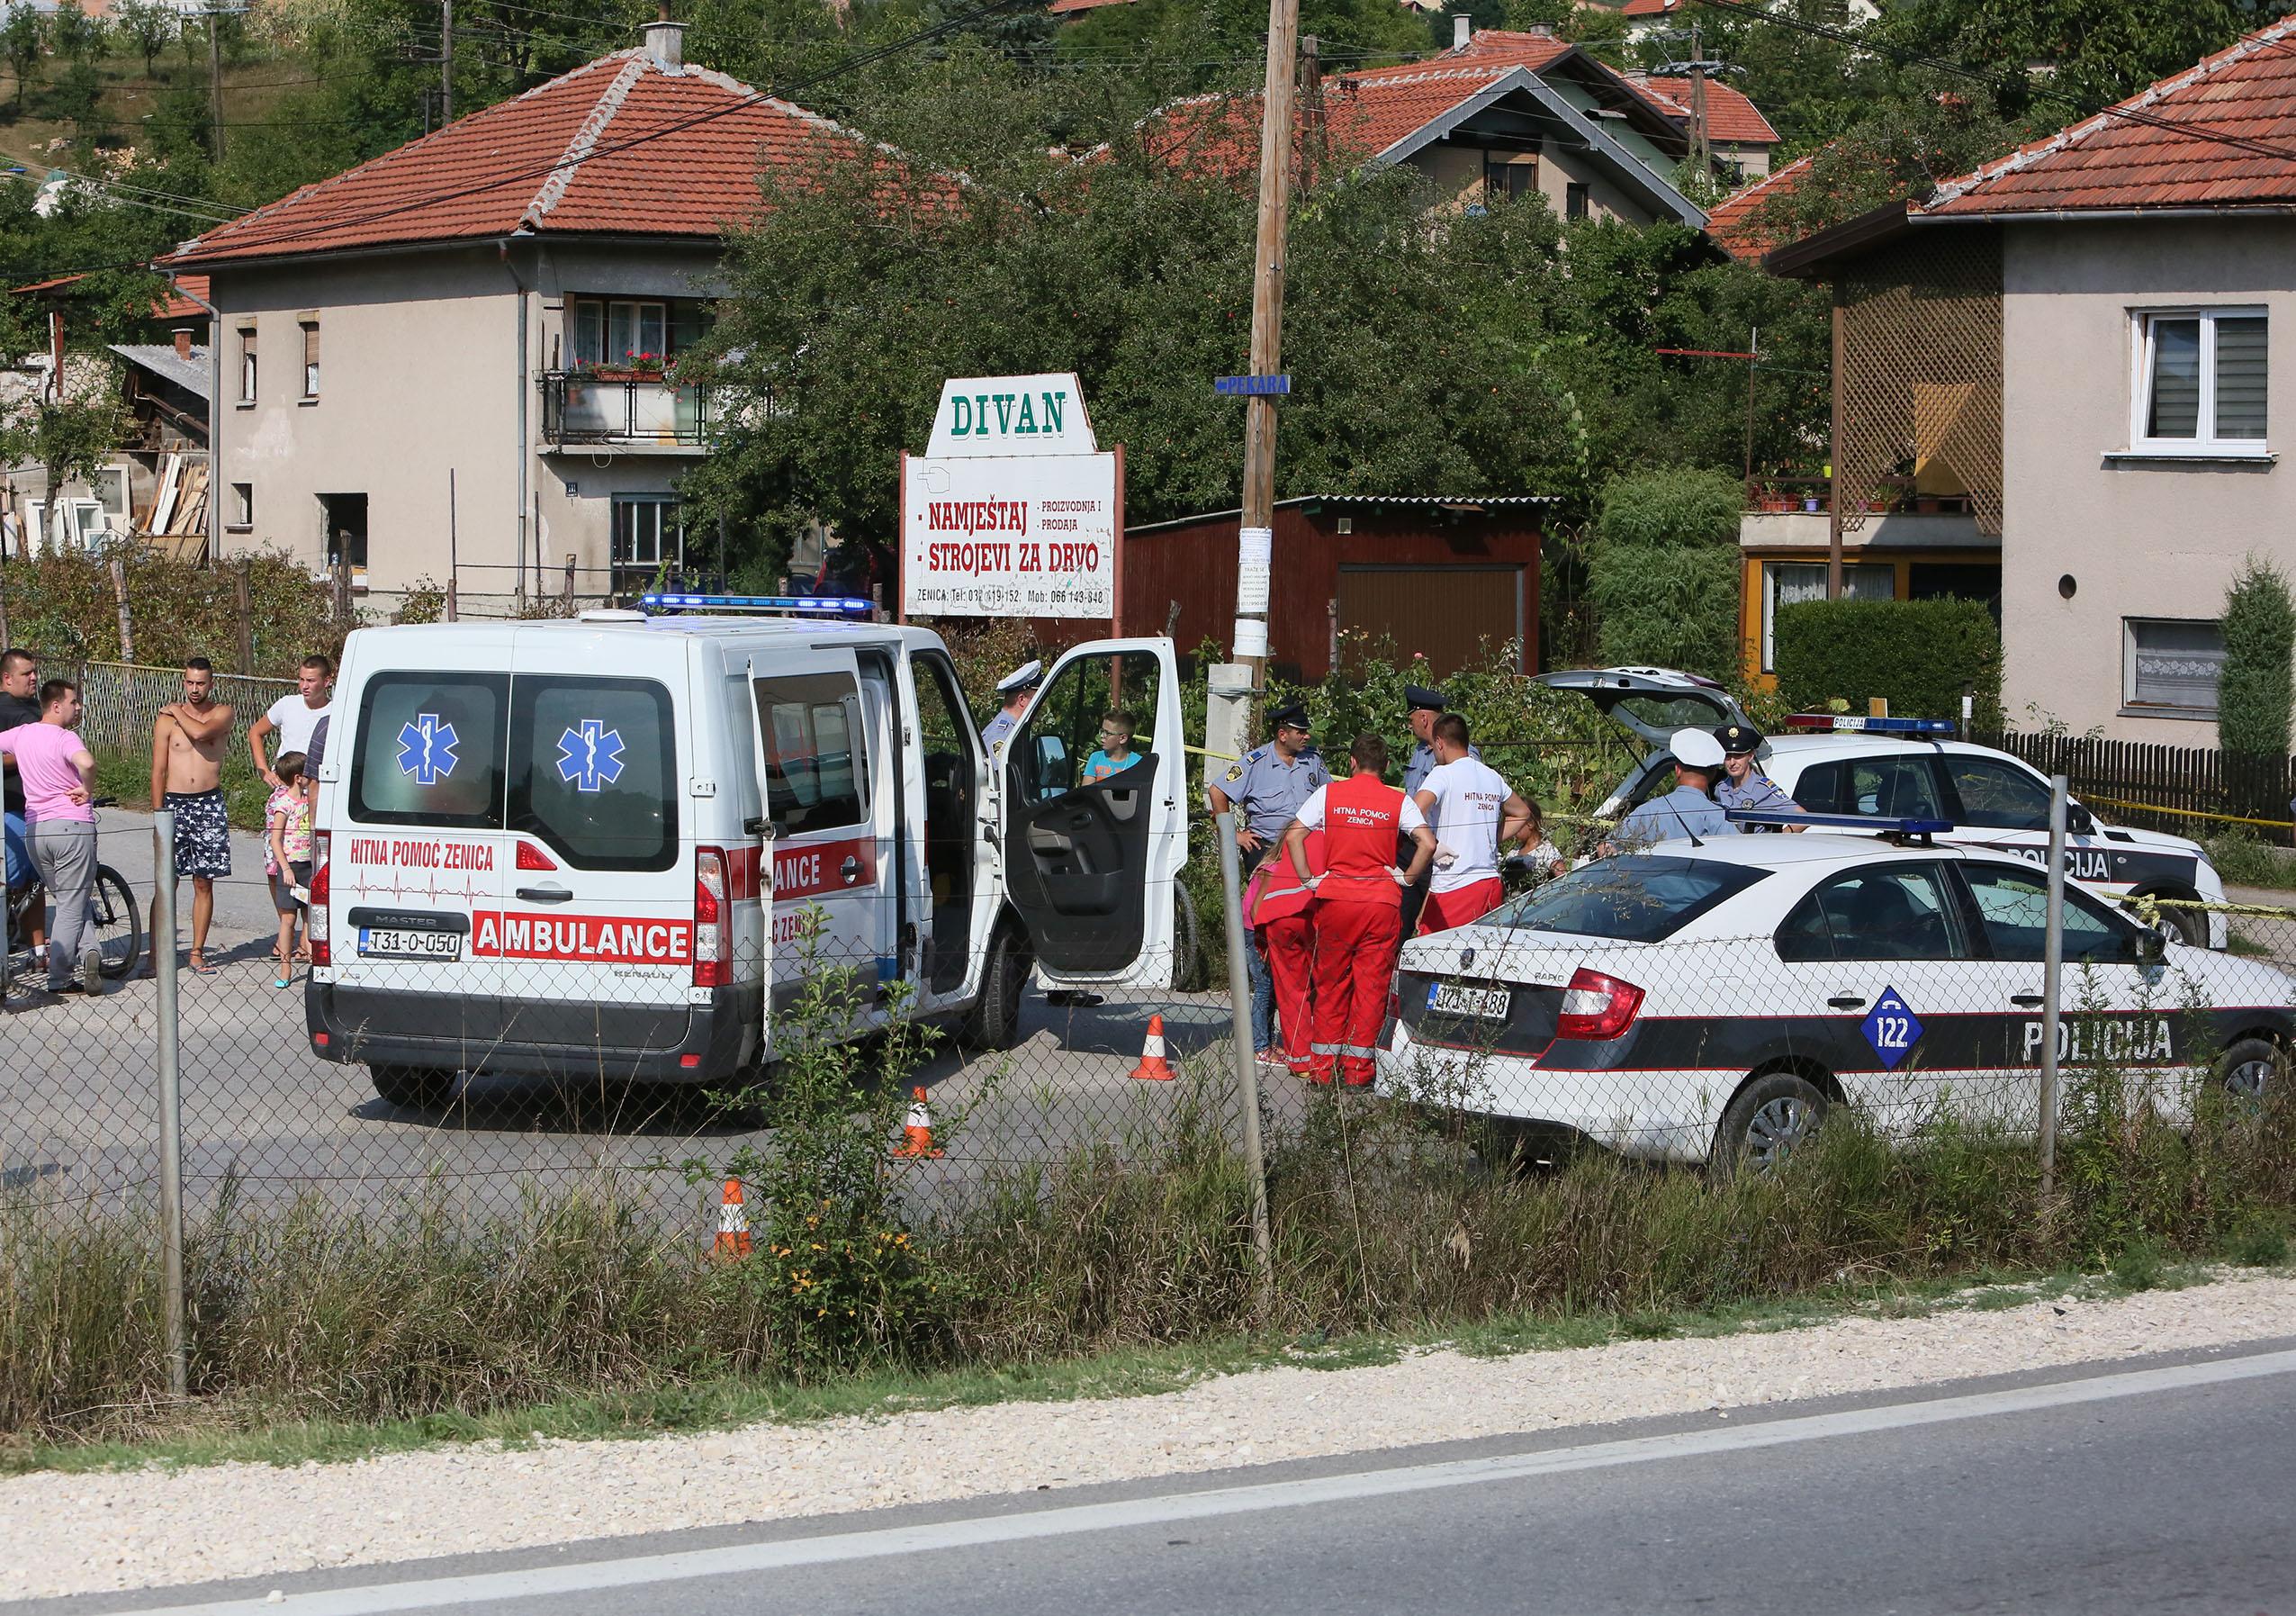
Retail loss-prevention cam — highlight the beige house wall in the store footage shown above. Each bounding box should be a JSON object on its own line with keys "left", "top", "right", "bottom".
{"left": 2001, "top": 217, "right": 2296, "bottom": 741}
{"left": 211, "top": 240, "right": 726, "bottom": 617}
{"left": 1406, "top": 137, "right": 1655, "bottom": 225}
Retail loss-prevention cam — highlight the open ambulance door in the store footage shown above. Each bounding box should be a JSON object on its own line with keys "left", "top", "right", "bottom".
{"left": 1002, "top": 636, "right": 1187, "bottom": 991}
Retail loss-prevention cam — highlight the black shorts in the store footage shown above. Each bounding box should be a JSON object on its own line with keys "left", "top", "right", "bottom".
{"left": 164, "top": 790, "right": 231, "bottom": 879}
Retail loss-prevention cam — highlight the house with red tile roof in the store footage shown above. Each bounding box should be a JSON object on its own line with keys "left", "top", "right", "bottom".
{"left": 1139, "top": 24, "right": 1748, "bottom": 230}
{"left": 1762, "top": 14, "right": 2296, "bottom": 742}
{"left": 158, "top": 19, "right": 883, "bottom": 609}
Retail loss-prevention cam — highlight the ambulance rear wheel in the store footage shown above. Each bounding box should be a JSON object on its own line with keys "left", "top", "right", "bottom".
{"left": 963, "top": 929, "right": 1027, "bottom": 1051}
{"left": 1714, "top": 1071, "right": 1828, "bottom": 1175}
{"left": 371, "top": 1064, "right": 457, "bottom": 1113}
{"left": 1170, "top": 884, "right": 1204, "bottom": 992}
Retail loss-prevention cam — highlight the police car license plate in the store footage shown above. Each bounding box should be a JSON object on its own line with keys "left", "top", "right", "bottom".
{"left": 1428, "top": 981, "right": 1510, "bottom": 1020}
{"left": 358, "top": 927, "right": 463, "bottom": 961}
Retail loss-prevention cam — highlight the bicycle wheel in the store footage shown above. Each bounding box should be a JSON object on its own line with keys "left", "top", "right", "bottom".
{"left": 86, "top": 865, "right": 142, "bottom": 980}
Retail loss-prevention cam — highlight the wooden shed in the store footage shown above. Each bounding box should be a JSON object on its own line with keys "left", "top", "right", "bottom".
{"left": 1038, "top": 494, "right": 1551, "bottom": 680}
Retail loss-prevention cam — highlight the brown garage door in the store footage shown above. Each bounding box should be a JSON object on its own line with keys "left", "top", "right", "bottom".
{"left": 1337, "top": 565, "right": 1524, "bottom": 676}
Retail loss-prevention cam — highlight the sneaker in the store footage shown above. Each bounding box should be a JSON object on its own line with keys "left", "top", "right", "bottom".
{"left": 1047, "top": 989, "right": 1105, "bottom": 1008}
{"left": 79, "top": 946, "right": 104, "bottom": 997}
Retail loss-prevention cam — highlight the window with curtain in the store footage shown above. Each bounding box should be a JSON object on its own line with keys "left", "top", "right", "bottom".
{"left": 2136, "top": 309, "right": 2266, "bottom": 451}
{"left": 2122, "top": 618, "right": 2226, "bottom": 717}
{"left": 1760, "top": 562, "right": 1894, "bottom": 673}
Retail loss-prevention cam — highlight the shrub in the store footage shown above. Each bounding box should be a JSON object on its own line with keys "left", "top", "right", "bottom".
{"left": 1593, "top": 466, "right": 1743, "bottom": 551}
{"left": 1774, "top": 597, "right": 2003, "bottom": 727}
{"left": 1587, "top": 544, "right": 1743, "bottom": 679}
{"left": 2218, "top": 555, "right": 2295, "bottom": 761}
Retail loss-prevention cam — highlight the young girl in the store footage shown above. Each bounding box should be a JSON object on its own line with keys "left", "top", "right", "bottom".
{"left": 265, "top": 751, "right": 314, "bottom": 987}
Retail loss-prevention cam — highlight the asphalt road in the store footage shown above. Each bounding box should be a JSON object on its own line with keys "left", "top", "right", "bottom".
{"left": 30, "top": 1341, "right": 2296, "bottom": 1616}
{"left": 2, "top": 808, "right": 1265, "bottom": 1226}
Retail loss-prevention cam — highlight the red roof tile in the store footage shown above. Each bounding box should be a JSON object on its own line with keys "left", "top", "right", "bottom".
{"left": 1921, "top": 12, "right": 2296, "bottom": 216}
{"left": 167, "top": 50, "right": 883, "bottom": 266}
{"left": 11, "top": 267, "right": 212, "bottom": 318}
{"left": 1623, "top": 74, "right": 1780, "bottom": 145}
{"left": 1146, "top": 63, "right": 1537, "bottom": 175}
{"left": 1702, "top": 152, "right": 1816, "bottom": 257}
{"left": 1620, "top": 0, "right": 1687, "bottom": 15}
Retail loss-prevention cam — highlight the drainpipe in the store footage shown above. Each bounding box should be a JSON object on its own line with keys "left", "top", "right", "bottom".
{"left": 501, "top": 239, "right": 531, "bottom": 605}
{"left": 166, "top": 271, "right": 223, "bottom": 558}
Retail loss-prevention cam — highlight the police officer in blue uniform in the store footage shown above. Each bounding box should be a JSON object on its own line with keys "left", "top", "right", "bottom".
{"left": 1712, "top": 721, "right": 1803, "bottom": 830}
{"left": 1607, "top": 728, "right": 1741, "bottom": 853}
{"left": 980, "top": 661, "right": 1041, "bottom": 752}
{"left": 1208, "top": 703, "right": 1330, "bottom": 1065}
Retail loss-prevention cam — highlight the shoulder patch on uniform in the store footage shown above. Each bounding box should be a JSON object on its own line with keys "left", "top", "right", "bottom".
{"left": 1224, "top": 764, "right": 1244, "bottom": 781}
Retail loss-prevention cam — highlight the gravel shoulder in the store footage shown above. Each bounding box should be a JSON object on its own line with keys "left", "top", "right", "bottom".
{"left": 7, "top": 1268, "right": 2296, "bottom": 1600}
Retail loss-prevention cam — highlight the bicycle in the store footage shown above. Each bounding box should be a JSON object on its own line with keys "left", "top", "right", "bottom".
{"left": 5, "top": 798, "right": 145, "bottom": 996}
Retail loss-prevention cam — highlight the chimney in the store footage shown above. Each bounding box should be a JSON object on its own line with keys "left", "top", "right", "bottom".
{"left": 645, "top": 2, "right": 684, "bottom": 68}
{"left": 1452, "top": 14, "right": 1471, "bottom": 50}
{"left": 171, "top": 327, "right": 192, "bottom": 361}
{"left": 1527, "top": 21, "right": 1553, "bottom": 36}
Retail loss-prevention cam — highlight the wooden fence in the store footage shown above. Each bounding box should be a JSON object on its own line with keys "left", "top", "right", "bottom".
{"left": 1973, "top": 728, "right": 2296, "bottom": 842}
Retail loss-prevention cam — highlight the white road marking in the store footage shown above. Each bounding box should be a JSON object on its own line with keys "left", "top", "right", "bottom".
{"left": 120, "top": 1347, "right": 2296, "bottom": 1616}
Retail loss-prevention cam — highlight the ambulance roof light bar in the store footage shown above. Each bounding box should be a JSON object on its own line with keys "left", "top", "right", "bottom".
{"left": 639, "top": 592, "right": 874, "bottom": 618}
{"left": 1782, "top": 713, "right": 1957, "bottom": 736}
{"left": 1727, "top": 809, "right": 1954, "bottom": 845}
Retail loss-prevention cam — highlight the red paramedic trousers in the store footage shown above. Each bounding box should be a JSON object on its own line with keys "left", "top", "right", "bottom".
{"left": 1311, "top": 898, "right": 1402, "bottom": 1086}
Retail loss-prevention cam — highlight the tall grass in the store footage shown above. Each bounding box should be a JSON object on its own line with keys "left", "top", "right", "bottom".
{"left": 11, "top": 1071, "right": 2293, "bottom": 1451}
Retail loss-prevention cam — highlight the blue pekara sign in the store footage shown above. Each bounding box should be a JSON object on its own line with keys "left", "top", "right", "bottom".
{"left": 1214, "top": 375, "right": 1292, "bottom": 396}
{"left": 1861, "top": 986, "right": 1923, "bottom": 1070}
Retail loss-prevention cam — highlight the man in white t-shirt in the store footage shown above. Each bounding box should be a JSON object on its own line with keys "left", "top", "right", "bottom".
{"left": 250, "top": 654, "right": 335, "bottom": 789}
{"left": 1410, "top": 712, "right": 1535, "bottom": 934}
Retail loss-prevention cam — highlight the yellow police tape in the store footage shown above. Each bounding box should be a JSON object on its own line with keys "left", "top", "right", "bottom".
{"left": 2117, "top": 892, "right": 2296, "bottom": 922}
{"left": 2075, "top": 791, "right": 2294, "bottom": 833}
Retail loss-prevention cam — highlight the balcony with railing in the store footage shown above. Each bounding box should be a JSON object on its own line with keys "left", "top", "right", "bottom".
{"left": 538, "top": 369, "right": 715, "bottom": 453}
{"left": 1739, "top": 474, "right": 1988, "bottom": 554}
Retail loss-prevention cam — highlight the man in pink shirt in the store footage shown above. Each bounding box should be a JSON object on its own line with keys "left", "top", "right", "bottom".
{"left": 0, "top": 678, "right": 103, "bottom": 994}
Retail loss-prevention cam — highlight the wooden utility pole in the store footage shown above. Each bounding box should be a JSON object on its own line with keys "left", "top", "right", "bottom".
{"left": 1233, "top": 0, "right": 1301, "bottom": 698}
{"left": 206, "top": 9, "right": 224, "bottom": 159}
{"left": 1687, "top": 23, "right": 1709, "bottom": 172}
{"left": 441, "top": 0, "right": 454, "bottom": 122}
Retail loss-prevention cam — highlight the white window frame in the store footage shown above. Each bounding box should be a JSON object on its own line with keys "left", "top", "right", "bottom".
{"left": 300, "top": 320, "right": 320, "bottom": 400}
{"left": 1760, "top": 559, "right": 1894, "bottom": 673}
{"left": 611, "top": 493, "right": 682, "bottom": 574}
{"left": 2120, "top": 616, "right": 2226, "bottom": 719}
{"left": 238, "top": 324, "right": 257, "bottom": 405}
{"left": 2128, "top": 305, "right": 2270, "bottom": 458}
{"left": 230, "top": 482, "right": 253, "bottom": 530}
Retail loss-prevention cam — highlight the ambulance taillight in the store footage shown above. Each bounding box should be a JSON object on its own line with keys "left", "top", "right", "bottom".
{"left": 307, "top": 832, "right": 331, "bottom": 967}
{"left": 1555, "top": 968, "right": 1643, "bottom": 1041}
{"left": 693, "top": 847, "right": 729, "bottom": 988}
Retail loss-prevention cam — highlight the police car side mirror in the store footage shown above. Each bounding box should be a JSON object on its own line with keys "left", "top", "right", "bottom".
{"left": 2066, "top": 804, "right": 2096, "bottom": 836}
{"left": 2136, "top": 929, "right": 2167, "bottom": 967}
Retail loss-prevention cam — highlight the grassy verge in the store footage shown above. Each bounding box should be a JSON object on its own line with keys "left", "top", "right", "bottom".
{"left": 7, "top": 1071, "right": 2293, "bottom": 1470}
{"left": 2204, "top": 828, "right": 2296, "bottom": 891}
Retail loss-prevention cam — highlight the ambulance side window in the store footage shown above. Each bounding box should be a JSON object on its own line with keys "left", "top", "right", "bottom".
{"left": 349, "top": 671, "right": 509, "bottom": 827}
{"left": 508, "top": 676, "right": 678, "bottom": 871}
{"left": 1015, "top": 649, "right": 1161, "bottom": 805}
{"left": 753, "top": 673, "right": 869, "bottom": 836}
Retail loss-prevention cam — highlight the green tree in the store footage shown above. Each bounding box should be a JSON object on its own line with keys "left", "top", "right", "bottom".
{"left": 1583, "top": 467, "right": 1745, "bottom": 678}
{"left": 2218, "top": 555, "right": 2296, "bottom": 761}
{"left": 49, "top": 6, "right": 104, "bottom": 68}
{"left": 116, "top": 0, "right": 176, "bottom": 77}
{"left": 3, "top": 7, "right": 46, "bottom": 113}
{"left": 0, "top": 351, "right": 130, "bottom": 528}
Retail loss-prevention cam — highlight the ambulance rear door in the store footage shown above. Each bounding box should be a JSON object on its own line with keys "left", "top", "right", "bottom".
{"left": 1001, "top": 637, "right": 1187, "bottom": 991}
{"left": 746, "top": 647, "right": 896, "bottom": 1032}
{"left": 328, "top": 632, "right": 516, "bottom": 1016}
{"left": 491, "top": 630, "right": 695, "bottom": 1056}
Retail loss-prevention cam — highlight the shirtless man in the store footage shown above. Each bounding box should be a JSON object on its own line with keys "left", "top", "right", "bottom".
{"left": 149, "top": 656, "right": 234, "bottom": 975}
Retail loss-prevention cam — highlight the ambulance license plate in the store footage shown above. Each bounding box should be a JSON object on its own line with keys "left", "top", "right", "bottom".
{"left": 358, "top": 927, "right": 463, "bottom": 961}
{"left": 1428, "top": 981, "right": 1510, "bottom": 1020}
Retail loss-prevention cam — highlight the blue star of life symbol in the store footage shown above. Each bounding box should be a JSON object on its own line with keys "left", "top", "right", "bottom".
{"left": 555, "top": 719, "right": 626, "bottom": 793}
{"left": 396, "top": 713, "right": 458, "bottom": 785}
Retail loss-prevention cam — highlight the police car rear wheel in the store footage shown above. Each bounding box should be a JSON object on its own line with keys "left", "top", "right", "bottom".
{"left": 1715, "top": 1072, "right": 1828, "bottom": 1174}
{"left": 2217, "top": 1038, "right": 2284, "bottom": 1105}
{"left": 371, "top": 1064, "right": 456, "bottom": 1112}
{"left": 2137, "top": 894, "right": 2207, "bottom": 949}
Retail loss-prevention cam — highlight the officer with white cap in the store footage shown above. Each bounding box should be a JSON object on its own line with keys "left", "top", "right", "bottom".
{"left": 981, "top": 660, "right": 1041, "bottom": 751}
{"left": 1604, "top": 727, "right": 1741, "bottom": 853}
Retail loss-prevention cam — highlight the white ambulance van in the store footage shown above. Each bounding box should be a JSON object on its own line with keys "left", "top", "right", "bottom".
{"left": 302, "top": 595, "right": 1186, "bottom": 1109}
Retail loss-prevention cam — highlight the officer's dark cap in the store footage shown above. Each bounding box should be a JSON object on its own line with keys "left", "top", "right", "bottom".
{"left": 1404, "top": 683, "right": 1447, "bottom": 714}
{"left": 1714, "top": 721, "right": 1763, "bottom": 755}
{"left": 1268, "top": 703, "right": 1312, "bottom": 734}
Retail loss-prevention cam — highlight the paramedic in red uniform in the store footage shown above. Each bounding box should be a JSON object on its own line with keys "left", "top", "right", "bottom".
{"left": 1280, "top": 733, "right": 1436, "bottom": 1086}
{"left": 1245, "top": 824, "right": 1324, "bottom": 1079}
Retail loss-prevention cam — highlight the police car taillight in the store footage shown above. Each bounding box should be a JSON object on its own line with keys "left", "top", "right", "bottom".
{"left": 693, "top": 847, "right": 729, "bottom": 989}
{"left": 1555, "top": 968, "right": 1643, "bottom": 1041}
{"left": 306, "top": 832, "right": 331, "bottom": 967}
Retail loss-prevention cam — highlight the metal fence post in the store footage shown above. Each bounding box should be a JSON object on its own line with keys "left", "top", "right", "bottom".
{"left": 152, "top": 809, "right": 187, "bottom": 1399}
{"left": 2038, "top": 774, "right": 2067, "bottom": 1208}
{"left": 1215, "top": 808, "right": 1274, "bottom": 1314}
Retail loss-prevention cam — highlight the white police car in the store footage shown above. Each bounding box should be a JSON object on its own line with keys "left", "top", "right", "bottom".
{"left": 1538, "top": 667, "right": 2230, "bottom": 948}
{"left": 1380, "top": 815, "right": 2294, "bottom": 1169}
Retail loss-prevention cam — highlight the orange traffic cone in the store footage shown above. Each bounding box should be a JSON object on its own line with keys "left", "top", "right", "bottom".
{"left": 896, "top": 1087, "right": 944, "bottom": 1159}
{"left": 713, "top": 1178, "right": 752, "bottom": 1259}
{"left": 1130, "top": 1013, "right": 1176, "bottom": 1081}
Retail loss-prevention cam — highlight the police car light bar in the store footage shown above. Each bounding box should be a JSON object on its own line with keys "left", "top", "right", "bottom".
{"left": 1782, "top": 713, "right": 1958, "bottom": 736}
{"left": 1728, "top": 809, "right": 1954, "bottom": 835}
{"left": 639, "top": 592, "right": 875, "bottom": 618}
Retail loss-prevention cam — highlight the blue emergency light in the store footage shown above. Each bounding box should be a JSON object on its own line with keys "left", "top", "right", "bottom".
{"left": 1728, "top": 809, "right": 1954, "bottom": 842}
{"left": 1783, "top": 713, "right": 1958, "bottom": 736}
{"left": 639, "top": 592, "right": 875, "bottom": 618}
